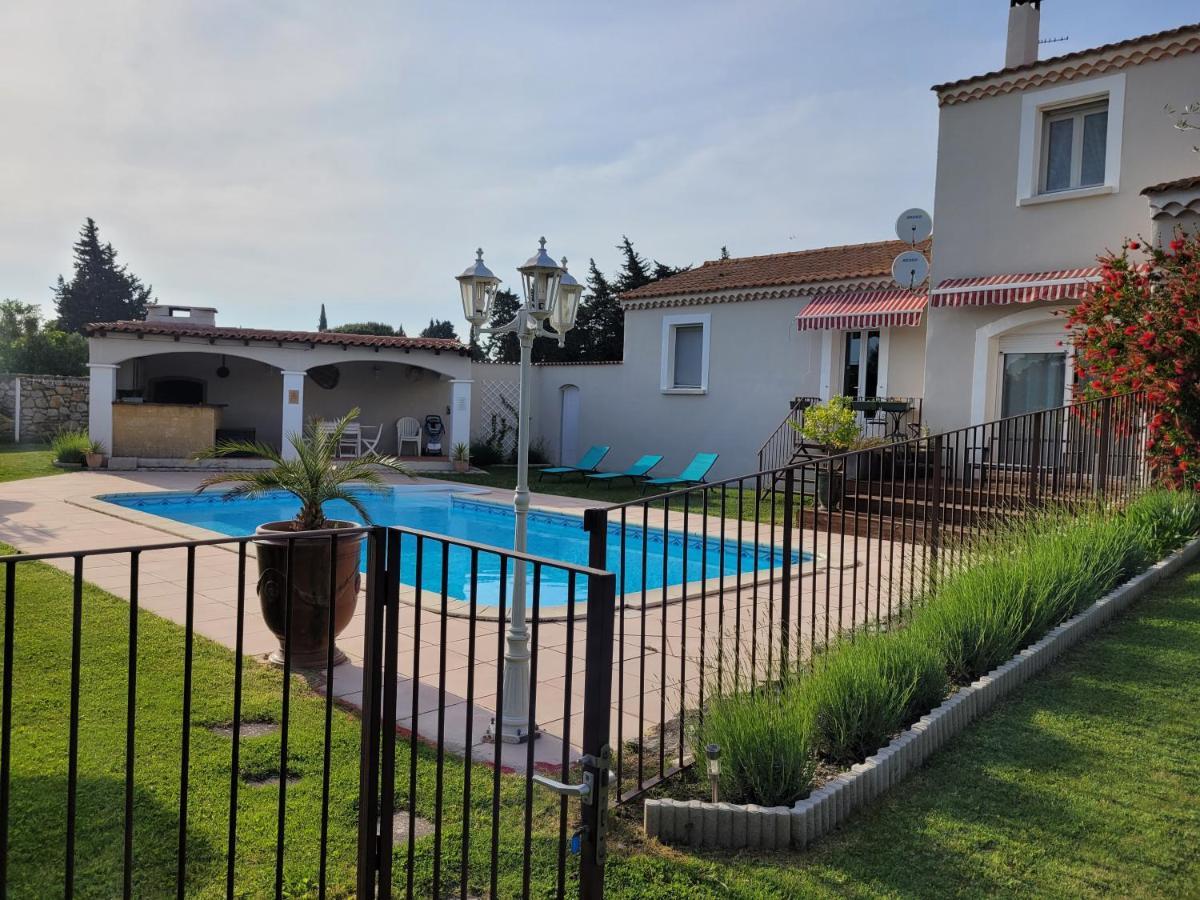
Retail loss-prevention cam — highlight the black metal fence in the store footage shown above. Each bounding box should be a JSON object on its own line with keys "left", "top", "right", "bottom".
{"left": 587, "top": 391, "right": 1152, "bottom": 805}
{"left": 0, "top": 525, "right": 615, "bottom": 898}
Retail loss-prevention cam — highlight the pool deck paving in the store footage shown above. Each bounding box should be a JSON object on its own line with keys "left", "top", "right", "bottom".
{"left": 0, "top": 469, "right": 925, "bottom": 775}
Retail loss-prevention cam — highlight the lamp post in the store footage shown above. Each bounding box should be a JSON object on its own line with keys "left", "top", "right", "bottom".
{"left": 456, "top": 238, "right": 583, "bottom": 743}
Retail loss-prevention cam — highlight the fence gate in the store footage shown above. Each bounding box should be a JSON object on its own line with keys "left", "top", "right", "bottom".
{"left": 354, "top": 521, "right": 616, "bottom": 898}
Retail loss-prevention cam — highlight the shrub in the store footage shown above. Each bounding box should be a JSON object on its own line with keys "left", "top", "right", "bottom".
{"left": 1067, "top": 231, "right": 1200, "bottom": 489}
{"left": 807, "top": 629, "right": 947, "bottom": 765}
{"left": 693, "top": 681, "right": 817, "bottom": 806}
{"left": 49, "top": 428, "right": 91, "bottom": 464}
{"left": 794, "top": 395, "right": 860, "bottom": 451}
{"left": 469, "top": 440, "right": 502, "bottom": 468}
{"left": 1121, "top": 489, "right": 1200, "bottom": 561}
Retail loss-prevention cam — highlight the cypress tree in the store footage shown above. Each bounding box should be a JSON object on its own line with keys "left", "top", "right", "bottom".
{"left": 53, "top": 218, "right": 153, "bottom": 334}
{"left": 419, "top": 318, "right": 459, "bottom": 340}
{"left": 318, "top": 304, "right": 328, "bottom": 331}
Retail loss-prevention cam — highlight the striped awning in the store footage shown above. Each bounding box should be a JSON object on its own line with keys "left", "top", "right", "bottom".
{"left": 796, "top": 289, "right": 927, "bottom": 332}
{"left": 930, "top": 267, "right": 1102, "bottom": 308}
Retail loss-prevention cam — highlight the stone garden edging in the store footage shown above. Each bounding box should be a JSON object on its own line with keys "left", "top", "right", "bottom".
{"left": 643, "top": 535, "right": 1200, "bottom": 851}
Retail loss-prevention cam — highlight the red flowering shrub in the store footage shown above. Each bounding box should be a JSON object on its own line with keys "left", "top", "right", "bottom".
{"left": 1067, "top": 231, "right": 1200, "bottom": 489}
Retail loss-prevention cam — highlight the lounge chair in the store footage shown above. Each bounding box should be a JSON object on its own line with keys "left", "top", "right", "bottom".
{"left": 585, "top": 454, "right": 663, "bottom": 488}
{"left": 641, "top": 452, "right": 719, "bottom": 494}
{"left": 539, "top": 445, "right": 611, "bottom": 480}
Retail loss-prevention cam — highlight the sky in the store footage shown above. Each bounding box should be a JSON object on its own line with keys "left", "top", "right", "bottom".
{"left": 1, "top": 1, "right": 1196, "bottom": 333}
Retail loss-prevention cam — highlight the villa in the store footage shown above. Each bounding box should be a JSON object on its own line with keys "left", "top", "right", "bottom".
{"left": 2, "top": 3, "right": 1198, "bottom": 897}
{"left": 81, "top": 9, "right": 1200, "bottom": 482}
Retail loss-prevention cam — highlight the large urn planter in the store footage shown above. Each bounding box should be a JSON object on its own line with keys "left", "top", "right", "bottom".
{"left": 254, "top": 521, "right": 365, "bottom": 668}
{"left": 816, "top": 469, "right": 844, "bottom": 510}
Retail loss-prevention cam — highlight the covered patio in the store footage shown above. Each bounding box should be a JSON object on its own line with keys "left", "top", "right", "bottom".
{"left": 86, "top": 305, "right": 473, "bottom": 468}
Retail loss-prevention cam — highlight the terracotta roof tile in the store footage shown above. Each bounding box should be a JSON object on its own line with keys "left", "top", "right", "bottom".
{"left": 931, "top": 22, "right": 1200, "bottom": 94}
{"left": 620, "top": 239, "right": 928, "bottom": 302}
{"left": 85, "top": 320, "right": 467, "bottom": 353}
{"left": 1141, "top": 175, "right": 1200, "bottom": 195}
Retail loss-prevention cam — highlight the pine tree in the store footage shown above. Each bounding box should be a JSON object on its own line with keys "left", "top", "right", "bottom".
{"left": 419, "top": 318, "right": 459, "bottom": 340}
{"left": 484, "top": 289, "right": 522, "bottom": 362}
{"left": 612, "top": 236, "right": 653, "bottom": 294}
{"left": 576, "top": 259, "right": 623, "bottom": 361}
{"left": 720, "top": 245, "right": 731, "bottom": 260}
{"left": 53, "top": 218, "right": 154, "bottom": 334}
{"left": 318, "top": 304, "right": 328, "bottom": 331}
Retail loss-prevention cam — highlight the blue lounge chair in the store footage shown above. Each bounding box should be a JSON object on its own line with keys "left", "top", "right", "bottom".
{"left": 641, "top": 453, "right": 719, "bottom": 494}
{"left": 585, "top": 454, "right": 663, "bottom": 488}
{"left": 538, "top": 445, "right": 611, "bottom": 480}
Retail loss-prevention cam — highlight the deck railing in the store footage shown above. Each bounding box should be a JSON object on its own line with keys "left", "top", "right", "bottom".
{"left": 587, "top": 390, "right": 1152, "bottom": 805}
{"left": 757, "top": 396, "right": 923, "bottom": 474}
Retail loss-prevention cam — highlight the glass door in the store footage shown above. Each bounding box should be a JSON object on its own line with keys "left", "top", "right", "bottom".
{"left": 841, "top": 330, "right": 880, "bottom": 398}
{"left": 999, "top": 351, "right": 1067, "bottom": 467}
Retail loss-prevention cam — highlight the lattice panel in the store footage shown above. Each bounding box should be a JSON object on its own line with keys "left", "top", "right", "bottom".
{"left": 476, "top": 379, "right": 520, "bottom": 455}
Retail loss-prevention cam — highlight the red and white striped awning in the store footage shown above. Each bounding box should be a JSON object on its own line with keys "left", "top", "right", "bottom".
{"left": 796, "top": 289, "right": 927, "bottom": 332}
{"left": 930, "top": 267, "right": 1102, "bottom": 308}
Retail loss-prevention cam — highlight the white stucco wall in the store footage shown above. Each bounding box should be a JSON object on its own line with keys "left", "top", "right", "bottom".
{"left": 926, "top": 47, "right": 1200, "bottom": 429}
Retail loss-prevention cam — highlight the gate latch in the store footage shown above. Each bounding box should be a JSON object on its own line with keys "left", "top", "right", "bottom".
{"left": 532, "top": 769, "right": 593, "bottom": 802}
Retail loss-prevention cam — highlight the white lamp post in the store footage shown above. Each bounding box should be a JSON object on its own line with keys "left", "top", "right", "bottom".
{"left": 456, "top": 238, "right": 583, "bottom": 743}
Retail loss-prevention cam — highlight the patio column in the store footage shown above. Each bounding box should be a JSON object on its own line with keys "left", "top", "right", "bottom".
{"left": 87, "top": 363, "right": 119, "bottom": 456}
{"left": 280, "top": 370, "right": 306, "bottom": 460}
{"left": 449, "top": 378, "right": 472, "bottom": 456}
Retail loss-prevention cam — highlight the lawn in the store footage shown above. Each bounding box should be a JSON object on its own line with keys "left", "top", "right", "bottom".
{"left": 439, "top": 466, "right": 797, "bottom": 524}
{"left": 0, "top": 547, "right": 570, "bottom": 898}
{"left": 0, "top": 444, "right": 63, "bottom": 482}
{"left": 603, "top": 561, "right": 1200, "bottom": 898}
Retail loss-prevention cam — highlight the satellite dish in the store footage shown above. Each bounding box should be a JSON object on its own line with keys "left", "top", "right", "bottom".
{"left": 895, "top": 208, "right": 933, "bottom": 245}
{"left": 892, "top": 251, "right": 929, "bottom": 290}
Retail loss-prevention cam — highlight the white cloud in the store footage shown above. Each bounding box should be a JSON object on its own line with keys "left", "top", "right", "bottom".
{"left": 0, "top": 0, "right": 1194, "bottom": 330}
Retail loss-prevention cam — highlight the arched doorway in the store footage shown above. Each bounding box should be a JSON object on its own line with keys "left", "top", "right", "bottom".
{"left": 559, "top": 385, "right": 580, "bottom": 466}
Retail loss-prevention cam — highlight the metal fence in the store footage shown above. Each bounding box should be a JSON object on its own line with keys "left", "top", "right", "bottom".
{"left": 587, "top": 391, "right": 1152, "bottom": 805}
{"left": 0, "top": 525, "right": 616, "bottom": 898}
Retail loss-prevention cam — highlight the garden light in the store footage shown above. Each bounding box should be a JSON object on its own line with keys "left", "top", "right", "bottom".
{"left": 706, "top": 743, "right": 721, "bottom": 803}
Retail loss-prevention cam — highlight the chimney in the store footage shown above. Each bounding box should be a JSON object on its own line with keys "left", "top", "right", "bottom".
{"left": 1006, "top": 0, "right": 1041, "bottom": 69}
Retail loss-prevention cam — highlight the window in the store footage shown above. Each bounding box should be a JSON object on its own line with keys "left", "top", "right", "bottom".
{"left": 1015, "top": 73, "right": 1124, "bottom": 205}
{"left": 660, "top": 313, "right": 710, "bottom": 393}
{"left": 1040, "top": 102, "right": 1108, "bottom": 193}
{"left": 841, "top": 330, "right": 880, "bottom": 398}
{"left": 672, "top": 325, "right": 704, "bottom": 388}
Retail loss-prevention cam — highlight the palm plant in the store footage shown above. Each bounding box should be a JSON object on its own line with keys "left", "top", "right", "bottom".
{"left": 196, "top": 409, "right": 409, "bottom": 529}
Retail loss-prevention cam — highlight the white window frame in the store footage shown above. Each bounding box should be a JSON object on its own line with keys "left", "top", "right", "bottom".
{"left": 1015, "top": 73, "right": 1125, "bottom": 206}
{"left": 1039, "top": 101, "right": 1109, "bottom": 194}
{"left": 819, "top": 328, "right": 891, "bottom": 400}
{"left": 660, "top": 313, "right": 710, "bottom": 394}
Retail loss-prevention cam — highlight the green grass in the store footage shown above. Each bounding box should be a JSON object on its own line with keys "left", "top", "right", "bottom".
{"left": 605, "top": 560, "right": 1200, "bottom": 898}
{"left": 439, "top": 466, "right": 797, "bottom": 524}
{"left": 0, "top": 548, "right": 570, "bottom": 898}
{"left": 0, "top": 444, "right": 63, "bottom": 482}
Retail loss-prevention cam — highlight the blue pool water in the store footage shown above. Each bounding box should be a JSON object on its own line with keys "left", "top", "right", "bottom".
{"left": 99, "top": 486, "right": 804, "bottom": 607}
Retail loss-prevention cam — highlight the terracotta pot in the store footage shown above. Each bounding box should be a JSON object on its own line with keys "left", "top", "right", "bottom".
{"left": 253, "top": 521, "right": 364, "bottom": 668}
{"left": 84, "top": 452, "right": 104, "bottom": 469}
{"left": 454, "top": 459, "right": 469, "bottom": 473}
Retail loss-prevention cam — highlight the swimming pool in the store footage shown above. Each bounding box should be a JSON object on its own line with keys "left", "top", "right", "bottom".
{"left": 99, "top": 486, "right": 805, "bottom": 607}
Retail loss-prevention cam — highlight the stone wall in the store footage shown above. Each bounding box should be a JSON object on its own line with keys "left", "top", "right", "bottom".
{"left": 0, "top": 374, "right": 90, "bottom": 443}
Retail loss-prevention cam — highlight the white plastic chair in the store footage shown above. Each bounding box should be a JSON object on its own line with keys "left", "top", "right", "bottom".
{"left": 359, "top": 423, "right": 383, "bottom": 455}
{"left": 337, "top": 422, "right": 361, "bottom": 458}
{"left": 396, "top": 417, "right": 422, "bottom": 456}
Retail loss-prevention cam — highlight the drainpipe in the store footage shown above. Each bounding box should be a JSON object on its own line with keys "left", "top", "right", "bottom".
{"left": 13, "top": 376, "right": 20, "bottom": 443}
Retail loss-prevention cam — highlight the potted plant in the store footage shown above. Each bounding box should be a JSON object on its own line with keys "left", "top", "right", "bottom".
{"left": 791, "top": 396, "right": 861, "bottom": 509}
{"left": 878, "top": 397, "right": 912, "bottom": 413}
{"left": 84, "top": 439, "right": 105, "bottom": 469}
{"left": 196, "top": 409, "right": 409, "bottom": 668}
{"left": 451, "top": 441, "right": 470, "bottom": 473}
{"left": 849, "top": 397, "right": 881, "bottom": 417}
